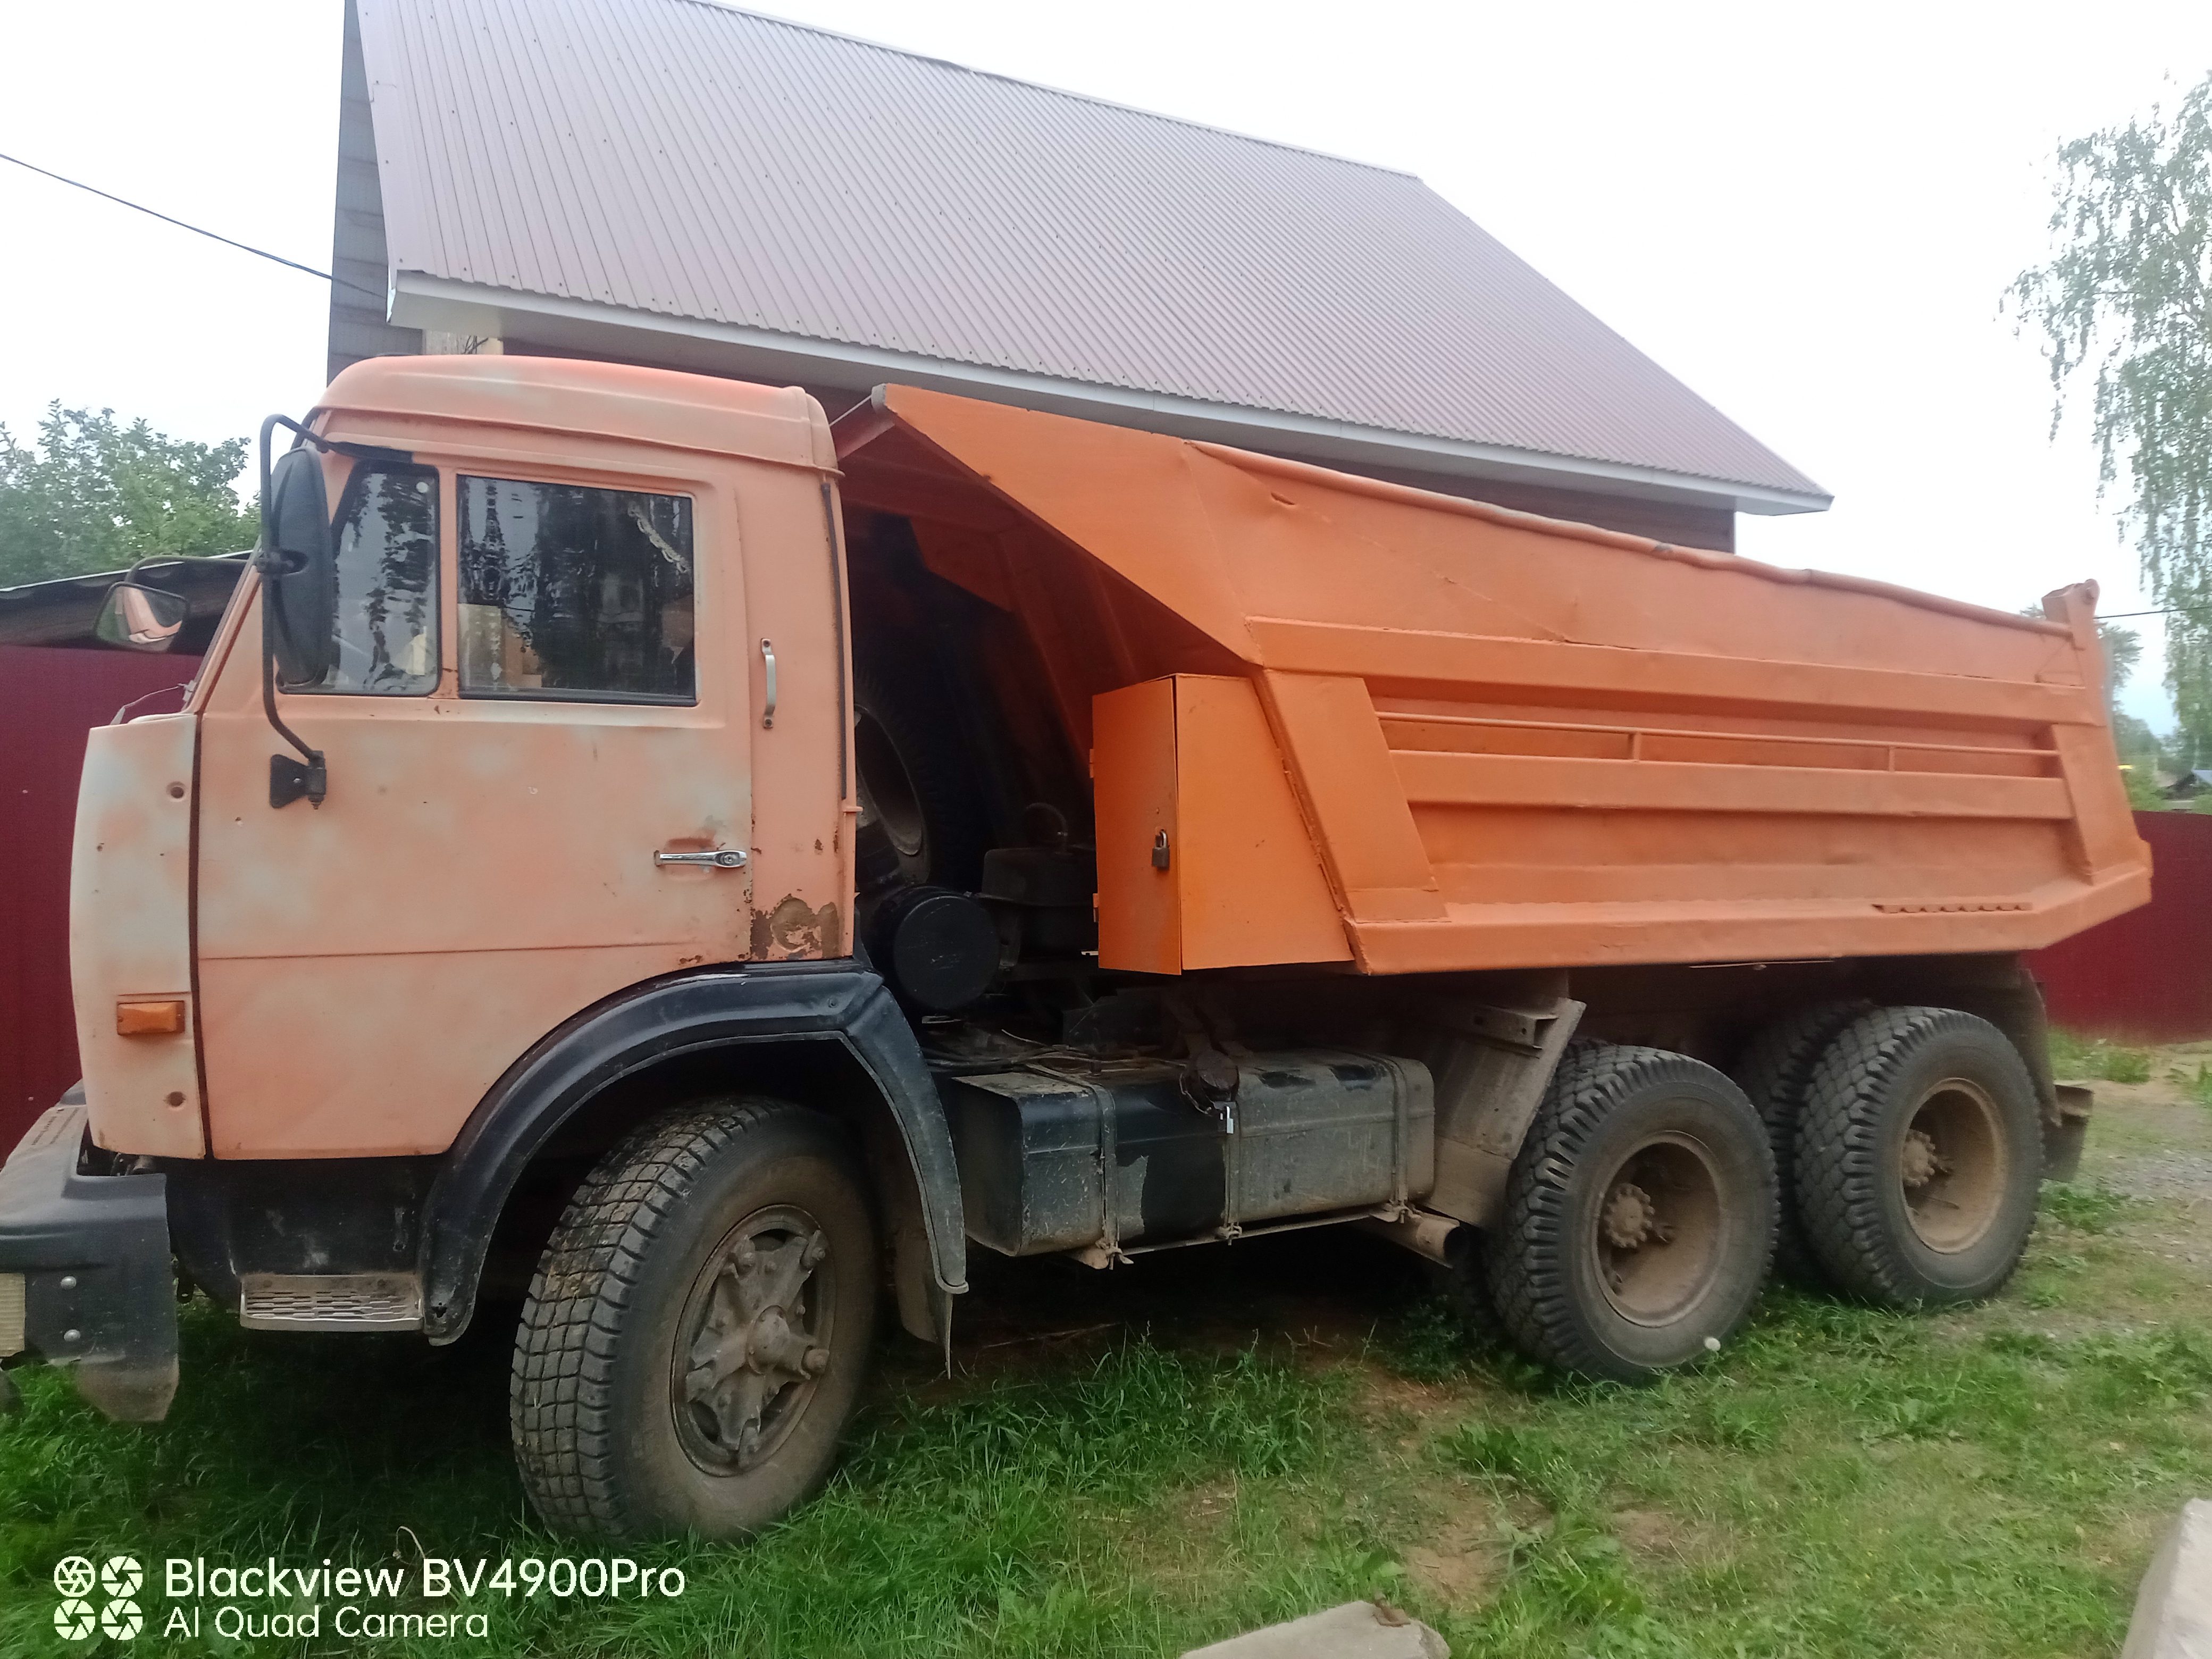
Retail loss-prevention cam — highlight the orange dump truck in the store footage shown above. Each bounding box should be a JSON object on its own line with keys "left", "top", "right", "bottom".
{"left": 0, "top": 357, "right": 2147, "bottom": 1536}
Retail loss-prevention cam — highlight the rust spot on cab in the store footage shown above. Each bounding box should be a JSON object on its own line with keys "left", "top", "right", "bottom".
{"left": 751, "top": 896, "right": 842, "bottom": 960}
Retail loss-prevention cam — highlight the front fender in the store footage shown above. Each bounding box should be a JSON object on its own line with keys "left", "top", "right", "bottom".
{"left": 419, "top": 961, "right": 965, "bottom": 1342}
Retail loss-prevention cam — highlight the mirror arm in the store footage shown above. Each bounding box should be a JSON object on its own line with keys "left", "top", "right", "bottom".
{"left": 259, "top": 626, "right": 325, "bottom": 809}
{"left": 255, "top": 415, "right": 327, "bottom": 810}
{"left": 259, "top": 412, "right": 410, "bottom": 470}
{"left": 249, "top": 413, "right": 407, "bottom": 811}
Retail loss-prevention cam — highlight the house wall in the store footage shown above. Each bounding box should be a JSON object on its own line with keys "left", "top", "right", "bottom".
{"left": 1353, "top": 462, "right": 1734, "bottom": 552}
{"left": 328, "top": 0, "right": 422, "bottom": 382}
{"left": 429, "top": 346, "right": 1740, "bottom": 551}
{"left": 0, "top": 647, "right": 200, "bottom": 1151}
{"left": 801, "top": 381, "right": 1732, "bottom": 549}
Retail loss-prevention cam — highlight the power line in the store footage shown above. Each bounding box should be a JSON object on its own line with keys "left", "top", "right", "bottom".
{"left": 0, "top": 149, "right": 388, "bottom": 306}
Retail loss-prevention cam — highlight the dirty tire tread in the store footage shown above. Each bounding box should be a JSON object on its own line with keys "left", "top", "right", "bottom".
{"left": 1795, "top": 1006, "right": 2040, "bottom": 1306}
{"left": 512, "top": 1100, "right": 785, "bottom": 1537}
{"left": 1485, "top": 1041, "right": 1777, "bottom": 1382}
{"left": 1731, "top": 999, "right": 1872, "bottom": 1283}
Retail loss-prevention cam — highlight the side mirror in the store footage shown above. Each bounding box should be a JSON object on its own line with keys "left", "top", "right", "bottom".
{"left": 93, "top": 582, "right": 189, "bottom": 652}
{"left": 259, "top": 445, "right": 335, "bottom": 689}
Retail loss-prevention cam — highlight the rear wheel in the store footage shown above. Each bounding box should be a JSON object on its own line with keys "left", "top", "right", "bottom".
{"left": 1795, "top": 1007, "right": 2041, "bottom": 1306}
{"left": 1485, "top": 1043, "right": 1777, "bottom": 1381}
{"left": 511, "top": 1098, "right": 877, "bottom": 1537}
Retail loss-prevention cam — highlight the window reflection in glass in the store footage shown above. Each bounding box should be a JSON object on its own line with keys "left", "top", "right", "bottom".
{"left": 304, "top": 463, "right": 439, "bottom": 695}
{"left": 457, "top": 477, "right": 696, "bottom": 703}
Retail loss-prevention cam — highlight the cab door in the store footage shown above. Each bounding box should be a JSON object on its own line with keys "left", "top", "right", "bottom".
{"left": 192, "top": 451, "right": 755, "bottom": 1158}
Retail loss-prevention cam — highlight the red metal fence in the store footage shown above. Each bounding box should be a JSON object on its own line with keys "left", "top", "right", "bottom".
{"left": 2032, "top": 810, "right": 2212, "bottom": 1043}
{"left": 1, "top": 646, "right": 199, "bottom": 1151}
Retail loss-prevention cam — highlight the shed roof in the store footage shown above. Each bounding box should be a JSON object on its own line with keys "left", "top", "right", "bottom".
{"left": 349, "top": 0, "right": 1827, "bottom": 515}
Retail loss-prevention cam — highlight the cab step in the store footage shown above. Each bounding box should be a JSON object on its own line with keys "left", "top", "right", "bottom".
{"left": 238, "top": 1272, "right": 423, "bottom": 1331}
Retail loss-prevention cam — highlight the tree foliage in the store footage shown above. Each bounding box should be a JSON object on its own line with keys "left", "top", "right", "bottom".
{"left": 2100, "top": 616, "right": 2144, "bottom": 694}
{"left": 0, "top": 404, "right": 257, "bottom": 587}
{"left": 2010, "top": 72, "right": 2212, "bottom": 741}
{"left": 2017, "top": 606, "right": 2144, "bottom": 709}
{"left": 2024, "top": 605, "right": 2165, "bottom": 794}
{"left": 2112, "top": 707, "right": 2164, "bottom": 774}
{"left": 2099, "top": 622, "right": 2164, "bottom": 772}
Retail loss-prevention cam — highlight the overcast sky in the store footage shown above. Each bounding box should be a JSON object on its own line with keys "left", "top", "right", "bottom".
{"left": 3, "top": 0, "right": 2208, "bottom": 724}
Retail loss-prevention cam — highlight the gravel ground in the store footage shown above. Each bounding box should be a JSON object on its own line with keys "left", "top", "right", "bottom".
{"left": 2047, "top": 1047, "right": 2212, "bottom": 1292}
{"left": 2064, "top": 1047, "right": 2212, "bottom": 1206}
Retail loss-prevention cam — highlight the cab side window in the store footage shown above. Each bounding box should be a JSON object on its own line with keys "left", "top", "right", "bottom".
{"left": 457, "top": 477, "right": 696, "bottom": 704}
{"left": 296, "top": 462, "right": 439, "bottom": 696}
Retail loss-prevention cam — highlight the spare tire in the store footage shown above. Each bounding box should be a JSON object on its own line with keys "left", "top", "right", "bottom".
{"left": 851, "top": 654, "right": 990, "bottom": 895}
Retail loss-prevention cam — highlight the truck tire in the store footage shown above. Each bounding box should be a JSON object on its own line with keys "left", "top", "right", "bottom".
{"left": 1730, "top": 1000, "right": 1870, "bottom": 1284}
{"left": 1485, "top": 1043, "right": 1777, "bottom": 1382}
{"left": 510, "top": 1098, "right": 877, "bottom": 1538}
{"left": 1795, "top": 1007, "right": 2041, "bottom": 1306}
{"left": 852, "top": 656, "right": 990, "bottom": 895}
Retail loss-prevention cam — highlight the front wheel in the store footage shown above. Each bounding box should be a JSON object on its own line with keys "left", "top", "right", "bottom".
{"left": 1485, "top": 1043, "right": 1777, "bottom": 1381}
{"left": 510, "top": 1098, "right": 878, "bottom": 1537}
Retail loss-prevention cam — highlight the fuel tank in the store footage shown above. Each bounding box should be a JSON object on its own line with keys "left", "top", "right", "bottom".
{"left": 943, "top": 1049, "right": 1432, "bottom": 1258}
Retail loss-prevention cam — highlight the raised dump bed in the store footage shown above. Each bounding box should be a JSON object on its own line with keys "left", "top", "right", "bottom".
{"left": 839, "top": 386, "right": 2150, "bottom": 976}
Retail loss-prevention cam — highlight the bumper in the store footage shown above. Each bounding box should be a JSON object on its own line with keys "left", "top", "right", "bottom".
{"left": 0, "top": 1093, "right": 177, "bottom": 1420}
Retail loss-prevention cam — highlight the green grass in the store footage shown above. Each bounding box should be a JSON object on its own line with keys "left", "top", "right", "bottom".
{"left": 4, "top": 1121, "right": 2208, "bottom": 1657}
{"left": 2039, "top": 1180, "right": 2133, "bottom": 1234}
{"left": 1, "top": 1314, "right": 1372, "bottom": 1658}
{"left": 1412, "top": 1297, "right": 2212, "bottom": 1658}
{"left": 2046, "top": 1029, "right": 2155, "bottom": 1085}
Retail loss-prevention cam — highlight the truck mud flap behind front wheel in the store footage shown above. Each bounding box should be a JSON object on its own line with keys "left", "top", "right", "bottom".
{"left": 0, "top": 1098, "right": 178, "bottom": 1421}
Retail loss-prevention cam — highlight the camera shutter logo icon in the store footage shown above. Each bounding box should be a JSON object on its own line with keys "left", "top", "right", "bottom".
{"left": 51, "top": 1557, "right": 95, "bottom": 1598}
{"left": 52, "top": 1600, "right": 97, "bottom": 1642}
{"left": 99, "top": 1601, "right": 145, "bottom": 1641}
{"left": 99, "top": 1558, "right": 143, "bottom": 1599}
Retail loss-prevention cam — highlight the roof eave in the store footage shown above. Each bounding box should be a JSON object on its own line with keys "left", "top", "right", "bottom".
{"left": 388, "top": 274, "right": 1832, "bottom": 517}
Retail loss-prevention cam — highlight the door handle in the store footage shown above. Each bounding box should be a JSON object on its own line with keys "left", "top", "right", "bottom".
{"left": 760, "top": 638, "right": 776, "bottom": 730}
{"left": 654, "top": 849, "right": 748, "bottom": 869}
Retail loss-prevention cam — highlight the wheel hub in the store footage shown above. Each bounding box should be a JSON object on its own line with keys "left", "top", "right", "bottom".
{"left": 678, "top": 1218, "right": 831, "bottom": 1472}
{"left": 1602, "top": 1181, "right": 1664, "bottom": 1250}
{"left": 1898, "top": 1128, "right": 1949, "bottom": 1190}
{"left": 1590, "top": 1134, "right": 1723, "bottom": 1325}
{"left": 1899, "top": 1079, "right": 2007, "bottom": 1253}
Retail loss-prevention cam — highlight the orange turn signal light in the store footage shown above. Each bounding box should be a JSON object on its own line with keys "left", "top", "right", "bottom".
{"left": 115, "top": 999, "right": 187, "bottom": 1037}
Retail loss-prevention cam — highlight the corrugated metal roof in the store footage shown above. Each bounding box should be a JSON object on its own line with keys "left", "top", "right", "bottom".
{"left": 353, "top": 0, "right": 1825, "bottom": 507}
